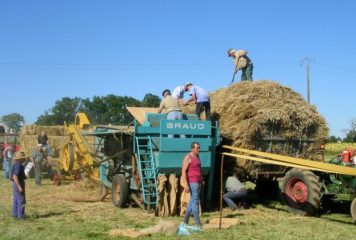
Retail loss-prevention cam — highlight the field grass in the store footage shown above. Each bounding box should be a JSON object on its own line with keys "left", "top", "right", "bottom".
{"left": 0, "top": 171, "right": 355, "bottom": 240}
{"left": 325, "top": 142, "right": 356, "bottom": 157}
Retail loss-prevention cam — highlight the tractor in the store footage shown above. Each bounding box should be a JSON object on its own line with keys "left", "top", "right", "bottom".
{"left": 222, "top": 146, "right": 356, "bottom": 222}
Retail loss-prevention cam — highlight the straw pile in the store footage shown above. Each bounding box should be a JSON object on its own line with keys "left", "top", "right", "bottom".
{"left": 183, "top": 80, "right": 328, "bottom": 173}
{"left": 19, "top": 125, "right": 67, "bottom": 157}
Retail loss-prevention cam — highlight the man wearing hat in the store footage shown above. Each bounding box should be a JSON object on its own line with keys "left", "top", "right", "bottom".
{"left": 157, "top": 89, "right": 185, "bottom": 138}
{"left": 183, "top": 83, "right": 211, "bottom": 120}
{"left": 31, "top": 144, "right": 48, "bottom": 186}
{"left": 10, "top": 151, "right": 27, "bottom": 219}
{"left": 227, "top": 48, "right": 253, "bottom": 81}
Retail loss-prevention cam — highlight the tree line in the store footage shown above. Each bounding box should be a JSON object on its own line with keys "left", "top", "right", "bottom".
{"left": 2, "top": 95, "right": 356, "bottom": 143}
{"left": 35, "top": 93, "right": 161, "bottom": 126}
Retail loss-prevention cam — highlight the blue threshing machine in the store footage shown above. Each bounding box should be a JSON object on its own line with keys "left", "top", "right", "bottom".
{"left": 87, "top": 107, "right": 220, "bottom": 210}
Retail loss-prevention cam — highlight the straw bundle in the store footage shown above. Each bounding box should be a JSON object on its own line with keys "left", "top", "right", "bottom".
{"left": 19, "top": 125, "right": 67, "bottom": 157}
{"left": 182, "top": 80, "right": 328, "bottom": 172}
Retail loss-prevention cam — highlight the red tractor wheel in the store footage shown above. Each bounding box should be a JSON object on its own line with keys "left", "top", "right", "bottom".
{"left": 281, "top": 168, "right": 321, "bottom": 216}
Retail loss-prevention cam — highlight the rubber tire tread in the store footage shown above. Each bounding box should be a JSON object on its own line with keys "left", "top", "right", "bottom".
{"left": 111, "top": 174, "right": 129, "bottom": 208}
{"left": 351, "top": 198, "right": 356, "bottom": 223}
{"left": 281, "top": 168, "right": 321, "bottom": 216}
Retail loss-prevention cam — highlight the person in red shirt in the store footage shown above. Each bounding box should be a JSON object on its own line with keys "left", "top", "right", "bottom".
{"left": 181, "top": 142, "right": 202, "bottom": 226}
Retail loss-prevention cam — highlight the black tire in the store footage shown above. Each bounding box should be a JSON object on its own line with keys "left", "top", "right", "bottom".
{"left": 99, "top": 184, "right": 109, "bottom": 201}
{"left": 280, "top": 168, "right": 321, "bottom": 216}
{"left": 111, "top": 174, "right": 129, "bottom": 208}
{"left": 351, "top": 198, "right": 356, "bottom": 223}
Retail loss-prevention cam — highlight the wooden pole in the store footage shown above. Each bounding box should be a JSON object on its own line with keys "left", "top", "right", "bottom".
{"left": 219, "top": 154, "right": 225, "bottom": 229}
{"left": 307, "top": 62, "right": 310, "bottom": 104}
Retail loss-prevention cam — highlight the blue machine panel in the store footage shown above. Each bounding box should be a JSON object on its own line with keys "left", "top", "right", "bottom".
{"left": 160, "top": 120, "right": 211, "bottom": 135}
{"left": 160, "top": 138, "right": 211, "bottom": 152}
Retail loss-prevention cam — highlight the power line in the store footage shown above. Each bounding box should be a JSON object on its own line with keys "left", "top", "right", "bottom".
{"left": 314, "top": 62, "right": 356, "bottom": 73}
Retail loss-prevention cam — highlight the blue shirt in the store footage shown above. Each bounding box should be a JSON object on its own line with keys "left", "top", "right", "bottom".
{"left": 189, "top": 86, "right": 210, "bottom": 103}
{"left": 10, "top": 160, "right": 26, "bottom": 186}
{"left": 32, "top": 149, "right": 45, "bottom": 164}
{"left": 4, "top": 147, "right": 13, "bottom": 160}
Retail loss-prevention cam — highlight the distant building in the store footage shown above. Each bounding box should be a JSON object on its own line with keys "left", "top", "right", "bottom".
{"left": 0, "top": 122, "right": 8, "bottom": 134}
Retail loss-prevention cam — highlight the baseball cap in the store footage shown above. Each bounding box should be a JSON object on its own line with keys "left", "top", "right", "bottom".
{"left": 227, "top": 48, "right": 235, "bottom": 56}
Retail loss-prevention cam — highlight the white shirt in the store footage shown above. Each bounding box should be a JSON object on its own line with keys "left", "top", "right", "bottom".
{"left": 172, "top": 86, "right": 185, "bottom": 99}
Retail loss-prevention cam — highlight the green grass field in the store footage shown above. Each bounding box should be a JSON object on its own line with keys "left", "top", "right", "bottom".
{"left": 325, "top": 142, "right": 356, "bottom": 157}
{"left": 0, "top": 171, "right": 355, "bottom": 240}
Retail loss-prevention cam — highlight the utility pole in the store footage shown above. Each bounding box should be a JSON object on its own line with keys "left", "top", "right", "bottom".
{"left": 301, "top": 57, "right": 314, "bottom": 104}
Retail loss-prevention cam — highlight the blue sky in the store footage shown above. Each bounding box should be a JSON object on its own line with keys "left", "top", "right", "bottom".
{"left": 0, "top": 1, "right": 355, "bottom": 138}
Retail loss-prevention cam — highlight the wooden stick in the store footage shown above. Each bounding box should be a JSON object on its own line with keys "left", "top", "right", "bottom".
{"left": 219, "top": 154, "right": 225, "bottom": 229}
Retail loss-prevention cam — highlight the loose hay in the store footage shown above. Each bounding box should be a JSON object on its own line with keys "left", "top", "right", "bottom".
{"left": 183, "top": 80, "right": 328, "bottom": 175}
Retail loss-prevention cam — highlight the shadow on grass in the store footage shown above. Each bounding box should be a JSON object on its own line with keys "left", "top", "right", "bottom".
{"left": 320, "top": 215, "right": 356, "bottom": 225}
{"left": 27, "top": 210, "right": 79, "bottom": 220}
{"left": 224, "top": 212, "right": 244, "bottom": 218}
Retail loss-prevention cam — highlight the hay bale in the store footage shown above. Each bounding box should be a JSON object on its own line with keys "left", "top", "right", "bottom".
{"left": 19, "top": 124, "right": 67, "bottom": 157}
{"left": 182, "top": 80, "right": 328, "bottom": 174}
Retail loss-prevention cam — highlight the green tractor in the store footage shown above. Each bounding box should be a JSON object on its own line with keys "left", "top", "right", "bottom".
{"left": 280, "top": 150, "right": 356, "bottom": 222}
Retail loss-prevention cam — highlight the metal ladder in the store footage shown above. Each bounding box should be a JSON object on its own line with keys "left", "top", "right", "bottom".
{"left": 135, "top": 136, "right": 158, "bottom": 207}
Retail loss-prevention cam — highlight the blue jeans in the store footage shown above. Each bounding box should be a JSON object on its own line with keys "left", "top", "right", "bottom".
{"left": 167, "top": 111, "right": 185, "bottom": 138}
{"left": 241, "top": 63, "right": 253, "bottom": 81}
{"left": 3, "top": 159, "right": 11, "bottom": 179}
{"left": 43, "top": 144, "right": 52, "bottom": 157}
{"left": 184, "top": 183, "right": 201, "bottom": 225}
{"left": 12, "top": 182, "right": 26, "bottom": 219}
{"left": 223, "top": 190, "right": 247, "bottom": 209}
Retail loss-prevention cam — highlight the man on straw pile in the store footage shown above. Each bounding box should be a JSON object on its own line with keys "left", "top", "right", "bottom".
{"left": 227, "top": 48, "right": 253, "bottom": 82}
{"left": 157, "top": 89, "right": 185, "bottom": 138}
{"left": 183, "top": 83, "right": 211, "bottom": 120}
{"left": 31, "top": 144, "right": 48, "bottom": 186}
{"left": 10, "top": 151, "right": 27, "bottom": 220}
{"left": 181, "top": 142, "right": 202, "bottom": 227}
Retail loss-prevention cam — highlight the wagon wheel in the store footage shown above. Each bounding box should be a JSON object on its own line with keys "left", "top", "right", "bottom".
{"left": 61, "top": 143, "right": 75, "bottom": 172}
{"left": 281, "top": 168, "right": 322, "bottom": 216}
